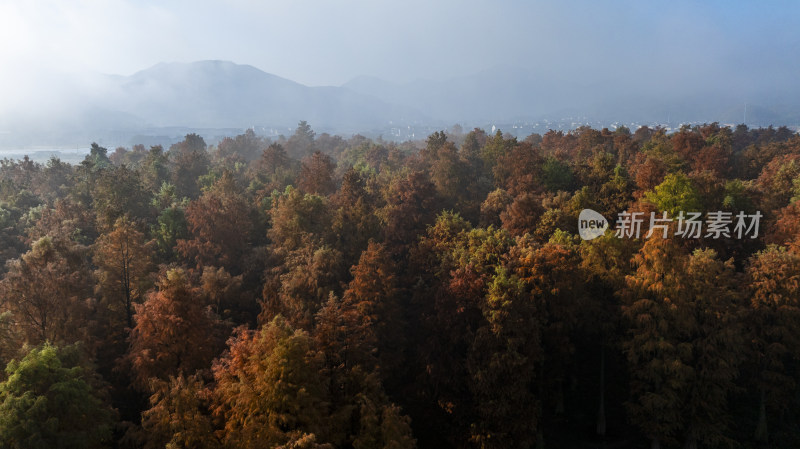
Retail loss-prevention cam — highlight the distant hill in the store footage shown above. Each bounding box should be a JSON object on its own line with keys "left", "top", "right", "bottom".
{"left": 110, "top": 61, "right": 426, "bottom": 130}
{"left": 1, "top": 60, "right": 798, "bottom": 150}
{"left": 0, "top": 61, "right": 429, "bottom": 149}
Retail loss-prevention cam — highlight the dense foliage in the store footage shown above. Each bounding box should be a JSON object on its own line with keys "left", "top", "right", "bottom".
{"left": 1, "top": 122, "right": 799, "bottom": 448}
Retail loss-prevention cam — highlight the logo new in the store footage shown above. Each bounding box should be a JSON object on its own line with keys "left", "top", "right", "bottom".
{"left": 578, "top": 209, "right": 609, "bottom": 240}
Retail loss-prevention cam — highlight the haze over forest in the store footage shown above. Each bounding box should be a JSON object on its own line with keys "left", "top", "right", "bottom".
{"left": 2, "top": 0, "right": 800, "bottom": 150}
{"left": 5, "top": 2, "right": 800, "bottom": 449}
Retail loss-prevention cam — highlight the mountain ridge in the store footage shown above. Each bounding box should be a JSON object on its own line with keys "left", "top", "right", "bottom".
{"left": 1, "top": 60, "right": 798, "bottom": 150}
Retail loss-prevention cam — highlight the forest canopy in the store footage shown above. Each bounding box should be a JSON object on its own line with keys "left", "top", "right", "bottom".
{"left": 0, "top": 122, "right": 799, "bottom": 448}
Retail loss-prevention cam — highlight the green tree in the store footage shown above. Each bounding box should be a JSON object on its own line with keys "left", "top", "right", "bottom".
{"left": 169, "top": 134, "right": 210, "bottom": 199}
{"left": 140, "top": 145, "right": 170, "bottom": 194}
{"left": 541, "top": 156, "right": 574, "bottom": 192}
{"left": 268, "top": 186, "right": 331, "bottom": 252}
{"left": 643, "top": 172, "right": 702, "bottom": 216}
{"left": 0, "top": 343, "right": 115, "bottom": 449}
{"left": 92, "top": 165, "right": 151, "bottom": 230}
{"left": 84, "top": 142, "right": 112, "bottom": 171}
{"left": 287, "top": 121, "right": 317, "bottom": 159}
{"left": 481, "top": 130, "right": 516, "bottom": 179}
{"left": 150, "top": 183, "right": 189, "bottom": 262}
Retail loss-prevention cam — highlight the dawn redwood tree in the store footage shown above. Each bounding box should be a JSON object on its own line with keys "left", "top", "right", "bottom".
{"left": 755, "top": 154, "right": 800, "bottom": 213}
{"left": 416, "top": 217, "right": 514, "bottom": 446}
{"left": 126, "top": 268, "right": 224, "bottom": 391}
{"left": 621, "top": 236, "right": 690, "bottom": 449}
{"left": 330, "top": 167, "right": 382, "bottom": 268}
{"left": 315, "top": 241, "right": 400, "bottom": 374}
{"left": 429, "top": 140, "right": 473, "bottom": 215}
{"left": 509, "top": 237, "right": 586, "bottom": 435}
{"left": 94, "top": 216, "right": 153, "bottom": 329}
{"left": 579, "top": 233, "right": 638, "bottom": 437}
{"left": 745, "top": 245, "right": 800, "bottom": 443}
{"left": 676, "top": 249, "right": 744, "bottom": 449}
{"left": 140, "top": 374, "right": 220, "bottom": 449}
{"left": 693, "top": 141, "right": 731, "bottom": 177}
{"left": 200, "top": 266, "right": 255, "bottom": 324}
{"left": 382, "top": 170, "right": 440, "bottom": 257}
{"left": 461, "top": 128, "right": 489, "bottom": 163}
{"left": 26, "top": 198, "right": 98, "bottom": 246}
{"left": 768, "top": 200, "right": 800, "bottom": 254}
{"left": 480, "top": 130, "right": 516, "bottom": 180}
{"left": 479, "top": 188, "right": 513, "bottom": 228}
{"left": 261, "top": 243, "right": 344, "bottom": 331}
{"left": 622, "top": 236, "right": 745, "bottom": 449}
{"left": 298, "top": 151, "right": 337, "bottom": 196}
{"left": 468, "top": 267, "right": 542, "bottom": 449}
{"left": 249, "top": 143, "right": 297, "bottom": 198}
{"left": 500, "top": 192, "right": 545, "bottom": 237}
{"left": 36, "top": 156, "right": 73, "bottom": 201}
{"left": 267, "top": 186, "right": 331, "bottom": 252}
{"left": 92, "top": 164, "right": 151, "bottom": 230}
{"left": 211, "top": 316, "right": 329, "bottom": 448}
{"left": 0, "top": 236, "right": 93, "bottom": 346}
{"left": 629, "top": 152, "right": 668, "bottom": 193}
{"left": 496, "top": 141, "right": 544, "bottom": 196}
{"left": 215, "top": 128, "right": 264, "bottom": 165}
{"left": 348, "top": 373, "right": 416, "bottom": 449}
{"left": 313, "top": 242, "right": 417, "bottom": 448}
{"left": 670, "top": 128, "right": 704, "bottom": 163}
{"left": 314, "top": 241, "right": 408, "bottom": 415}
{"left": 92, "top": 217, "right": 155, "bottom": 375}
{"left": 596, "top": 164, "right": 634, "bottom": 218}
{"left": 177, "top": 171, "right": 254, "bottom": 274}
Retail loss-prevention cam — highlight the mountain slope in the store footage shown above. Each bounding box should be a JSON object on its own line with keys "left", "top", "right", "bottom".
{"left": 106, "top": 60, "right": 426, "bottom": 129}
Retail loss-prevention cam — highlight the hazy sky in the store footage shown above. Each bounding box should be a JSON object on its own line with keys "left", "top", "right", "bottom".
{"left": 1, "top": 0, "right": 799, "bottom": 89}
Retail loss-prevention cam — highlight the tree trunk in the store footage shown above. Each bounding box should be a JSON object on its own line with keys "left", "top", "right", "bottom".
{"left": 755, "top": 386, "right": 768, "bottom": 442}
{"left": 651, "top": 437, "right": 660, "bottom": 449}
{"left": 537, "top": 363, "right": 546, "bottom": 449}
{"left": 596, "top": 343, "right": 607, "bottom": 437}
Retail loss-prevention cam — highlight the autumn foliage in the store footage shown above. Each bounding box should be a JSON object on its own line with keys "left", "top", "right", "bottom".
{"left": 0, "top": 123, "right": 799, "bottom": 448}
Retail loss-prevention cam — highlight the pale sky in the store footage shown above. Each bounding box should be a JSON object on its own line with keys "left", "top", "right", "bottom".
{"left": 1, "top": 0, "right": 799, "bottom": 90}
